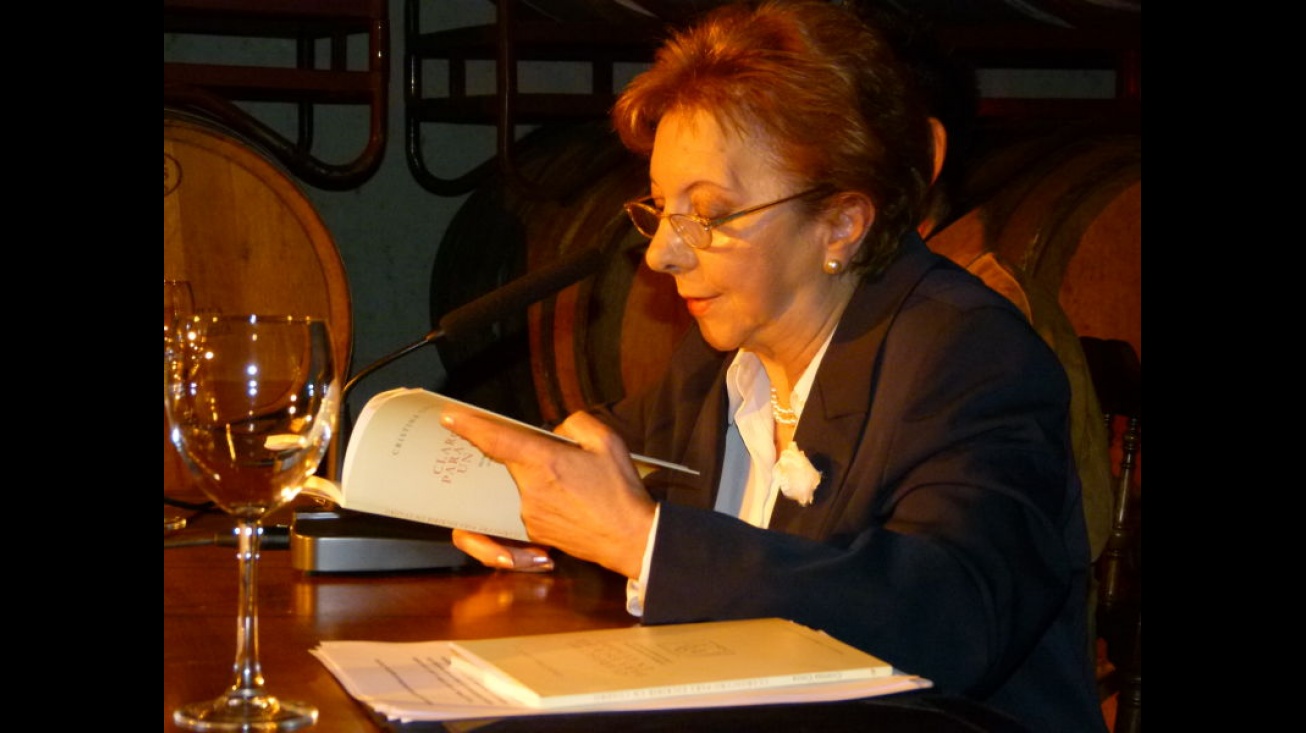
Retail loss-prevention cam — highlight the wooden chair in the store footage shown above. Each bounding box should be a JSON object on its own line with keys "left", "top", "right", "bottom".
{"left": 1079, "top": 336, "right": 1141, "bottom": 733}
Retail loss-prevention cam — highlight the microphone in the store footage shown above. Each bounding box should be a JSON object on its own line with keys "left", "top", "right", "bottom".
{"left": 342, "top": 241, "right": 613, "bottom": 398}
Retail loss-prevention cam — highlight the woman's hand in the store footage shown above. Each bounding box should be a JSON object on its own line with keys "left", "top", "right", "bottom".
{"left": 441, "top": 409, "right": 656, "bottom": 579}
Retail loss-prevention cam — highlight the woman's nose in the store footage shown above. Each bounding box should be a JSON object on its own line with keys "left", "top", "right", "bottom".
{"left": 644, "top": 223, "right": 695, "bottom": 275}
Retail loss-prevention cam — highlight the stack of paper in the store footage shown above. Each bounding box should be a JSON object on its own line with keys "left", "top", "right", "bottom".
{"left": 311, "top": 618, "right": 932, "bottom": 724}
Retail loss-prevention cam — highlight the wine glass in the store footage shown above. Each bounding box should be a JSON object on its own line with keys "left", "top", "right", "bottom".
{"left": 164, "top": 313, "right": 340, "bottom": 731}
{"left": 164, "top": 280, "right": 196, "bottom": 533}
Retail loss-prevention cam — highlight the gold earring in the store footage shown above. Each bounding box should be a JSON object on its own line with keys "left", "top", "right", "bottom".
{"left": 823, "top": 258, "right": 844, "bottom": 275}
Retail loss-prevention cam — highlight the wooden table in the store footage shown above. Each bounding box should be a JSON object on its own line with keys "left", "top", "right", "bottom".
{"left": 164, "top": 502, "right": 1032, "bottom": 733}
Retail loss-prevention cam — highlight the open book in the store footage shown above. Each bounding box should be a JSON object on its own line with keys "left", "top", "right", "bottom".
{"left": 305, "top": 388, "right": 697, "bottom": 541}
{"left": 311, "top": 618, "right": 929, "bottom": 723}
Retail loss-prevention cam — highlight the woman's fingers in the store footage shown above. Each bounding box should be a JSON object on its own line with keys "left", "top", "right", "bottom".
{"left": 441, "top": 408, "right": 556, "bottom": 465}
{"left": 451, "top": 529, "right": 555, "bottom": 572}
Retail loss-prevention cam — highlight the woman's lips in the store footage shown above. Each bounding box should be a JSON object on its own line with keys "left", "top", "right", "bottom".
{"left": 683, "top": 295, "right": 714, "bottom": 317}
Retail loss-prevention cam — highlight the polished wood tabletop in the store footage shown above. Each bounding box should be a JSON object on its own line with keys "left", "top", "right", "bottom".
{"left": 164, "top": 501, "right": 1032, "bottom": 733}
{"left": 163, "top": 501, "right": 635, "bottom": 732}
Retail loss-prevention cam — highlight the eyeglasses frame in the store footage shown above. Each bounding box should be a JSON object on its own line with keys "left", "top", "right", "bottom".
{"left": 623, "top": 186, "right": 830, "bottom": 250}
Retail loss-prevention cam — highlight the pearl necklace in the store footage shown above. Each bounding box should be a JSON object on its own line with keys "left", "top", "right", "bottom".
{"left": 770, "top": 387, "right": 799, "bottom": 426}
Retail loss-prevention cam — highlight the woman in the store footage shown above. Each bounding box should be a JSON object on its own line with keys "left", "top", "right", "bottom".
{"left": 442, "top": 2, "right": 1105, "bottom": 730}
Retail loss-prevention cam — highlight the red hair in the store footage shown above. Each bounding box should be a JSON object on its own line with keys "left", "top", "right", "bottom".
{"left": 611, "top": 0, "right": 933, "bottom": 277}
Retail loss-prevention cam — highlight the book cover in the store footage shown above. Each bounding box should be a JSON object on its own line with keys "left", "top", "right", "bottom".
{"left": 328, "top": 388, "right": 697, "bottom": 541}
{"left": 446, "top": 617, "right": 894, "bottom": 709}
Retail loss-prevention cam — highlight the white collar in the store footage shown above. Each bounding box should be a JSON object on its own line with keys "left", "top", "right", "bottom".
{"left": 725, "top": 332, "right": 835, "bottom": 427}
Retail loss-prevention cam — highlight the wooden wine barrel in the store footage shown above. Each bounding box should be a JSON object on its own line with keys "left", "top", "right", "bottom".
{"left": 941, "top": 124, "right": 1142, "bottom": 360}
{"left": 164, "top": 109, "right": 353, "bottom": 489}
{"left": 163, "top": 110, "right": 352, "bottom": 367}
{"left": 433, "top": 122, "right": 691, "bottom": 426}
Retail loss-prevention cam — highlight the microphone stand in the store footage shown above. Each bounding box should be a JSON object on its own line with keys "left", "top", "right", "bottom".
{"left": 289, "top": 242, "right": 615, "bottom": 573}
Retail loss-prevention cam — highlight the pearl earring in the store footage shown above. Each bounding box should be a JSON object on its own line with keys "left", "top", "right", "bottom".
{"left": 823, "top": 258, "right": 844, "bottom": 275}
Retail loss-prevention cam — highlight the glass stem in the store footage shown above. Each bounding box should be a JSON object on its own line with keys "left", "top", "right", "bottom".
{"left": 229, "top": 519, "right": 267, "bottom": 699}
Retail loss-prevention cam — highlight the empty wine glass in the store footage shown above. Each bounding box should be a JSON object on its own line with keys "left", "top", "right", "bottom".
{"left": 164, "top": 313, "right": 340, "bottom": 731}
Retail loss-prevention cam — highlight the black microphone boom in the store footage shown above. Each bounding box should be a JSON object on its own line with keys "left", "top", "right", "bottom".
{"left": 436, "top": 242, "right": 608, "bottom": 342}
{"left": 342, "top": 242, "right": 612, "bottom": 398}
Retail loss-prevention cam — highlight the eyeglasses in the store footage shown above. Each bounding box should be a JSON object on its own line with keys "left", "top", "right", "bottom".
{"left": 623, "top": 187, "right": 828, "bottom": 250}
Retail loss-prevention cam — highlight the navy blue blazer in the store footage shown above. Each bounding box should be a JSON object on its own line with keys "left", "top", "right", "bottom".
{"left": 594, "top": 233, "right": 1106, "bottom": 732}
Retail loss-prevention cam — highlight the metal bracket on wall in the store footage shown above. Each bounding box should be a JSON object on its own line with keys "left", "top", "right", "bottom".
{"left": 404, "top": 0, "right": 661, "bottom": 199}
{"left": 163, "top": 0, "right": 390, "bottom": 192}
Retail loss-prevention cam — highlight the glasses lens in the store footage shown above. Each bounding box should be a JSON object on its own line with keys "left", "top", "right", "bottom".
{"left": 669, "top": 215, "right": 708, "bottom": 249}
{"left": 625, "top": 203, "right": 660, "bottom": 238}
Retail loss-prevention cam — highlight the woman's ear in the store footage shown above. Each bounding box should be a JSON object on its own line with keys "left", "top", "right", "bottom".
{"left": 928, "top": 117, "right": 947, "bottom": 185}
{"left": 824, "top": 191, "right": 875, "bottom": 267}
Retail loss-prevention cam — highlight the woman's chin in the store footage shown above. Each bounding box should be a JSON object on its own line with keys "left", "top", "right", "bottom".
{"left": 695, "top": 321, "right": 744, "bottom": 354}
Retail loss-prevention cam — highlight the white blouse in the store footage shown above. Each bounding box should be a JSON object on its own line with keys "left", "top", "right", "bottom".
{"left": 625, "top": 334, "right": 834, "bottom": 616}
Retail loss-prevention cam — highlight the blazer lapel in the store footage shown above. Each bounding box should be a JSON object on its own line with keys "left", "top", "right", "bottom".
{"left": 770, "top": 234, "right": 940, "bottom": 538}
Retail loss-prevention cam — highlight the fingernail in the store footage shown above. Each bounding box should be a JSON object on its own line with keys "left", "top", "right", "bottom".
{"left": 528, "top": 555, "right": 555, "bottom": 571}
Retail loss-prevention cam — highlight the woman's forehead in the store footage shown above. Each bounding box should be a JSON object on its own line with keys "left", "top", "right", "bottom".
{"left": 650, "top": 109, "right": 781, "bottom": 194}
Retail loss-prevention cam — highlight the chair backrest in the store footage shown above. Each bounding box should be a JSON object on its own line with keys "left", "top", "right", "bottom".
{"left": 164, "top": 109, "right": 353, "bottom": 482}
{"left": 1079, "top": 336, "right": 1141, "bottom": 733}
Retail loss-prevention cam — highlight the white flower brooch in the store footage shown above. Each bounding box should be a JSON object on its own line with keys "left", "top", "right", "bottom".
{"left": 771, "top": 441, "right": 823, "bottom": 507}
